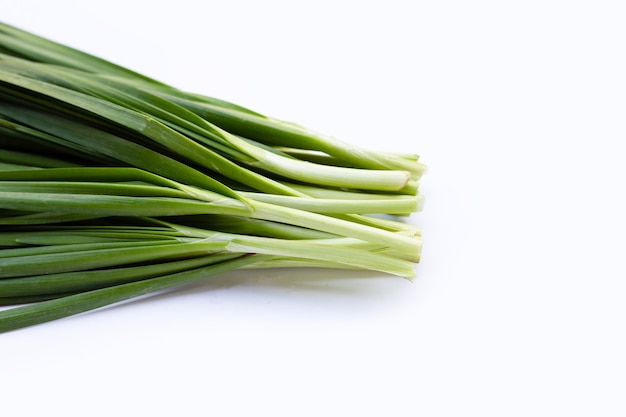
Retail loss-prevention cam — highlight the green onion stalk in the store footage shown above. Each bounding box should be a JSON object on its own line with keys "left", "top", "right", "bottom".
{"left": 0, "top": 22, "right": 426, "bottom": 333}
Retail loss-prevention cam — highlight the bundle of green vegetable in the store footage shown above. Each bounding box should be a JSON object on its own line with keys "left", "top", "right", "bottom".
{"left": 0, "top": 22, "right": 426, "bottom": 332}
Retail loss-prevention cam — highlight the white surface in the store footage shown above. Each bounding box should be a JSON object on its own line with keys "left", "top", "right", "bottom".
{"left": 2, "top": 1, "right": 625, "bottom": 416}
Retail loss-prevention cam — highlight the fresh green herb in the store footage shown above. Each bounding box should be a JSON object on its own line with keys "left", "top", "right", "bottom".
{"left": 0, "top": 22, "right": 426, "bottom": 333}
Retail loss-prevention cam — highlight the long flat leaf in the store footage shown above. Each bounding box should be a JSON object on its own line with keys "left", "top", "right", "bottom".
{"left": 0, "top": 252, "right": 241, "bottom": 297}
{"left": 0, "top": 239, "right": 229, "bottom": 278}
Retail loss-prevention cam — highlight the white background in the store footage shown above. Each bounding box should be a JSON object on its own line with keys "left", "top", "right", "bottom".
{"left": 2, "top": 1, "right": 625, "bottom": 416}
